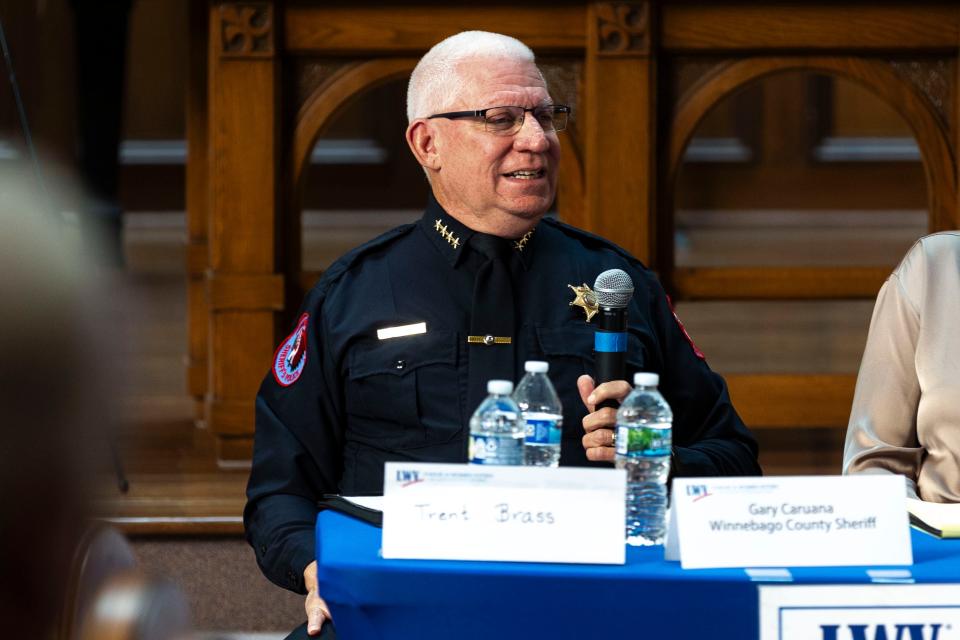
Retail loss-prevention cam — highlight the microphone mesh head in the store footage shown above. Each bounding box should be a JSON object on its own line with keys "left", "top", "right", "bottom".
{"left": 594, "top": 269, "right": 634, "bottom": 308}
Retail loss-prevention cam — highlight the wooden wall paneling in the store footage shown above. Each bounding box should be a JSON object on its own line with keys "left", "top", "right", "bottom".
{"left": 676, "top": 164, "right": 928, "bottom": 211}
{"left": 673, "top": 266, "right": 890, "bottom": 300}
{"left": 585, "top": 2, "right": 656, "bottom": 264}
{"left": 283, "top": 5, "right": 585, "bottom": 54}
{"left": 726, "top": 374, "right": 857, "bottom": 429}
{"left": 217, "top": 436, "right": 255, "bottom": 465}
{"left": 661, "top": 5, "right": 960, "bottom": 52}
{"left": 541, "top": 59, "right": 585, "bottom": 226}
{"left": 956, "top": 36, "right": 960, "bottom": 229}
{"left": 669, "top": 57, "right": 956, "bottom": 245}
{"left": 207, "top": 1, "right": 281, "bottom": 463}
{"left": 125, "top": 0, "right": 189, "bottom": 137}
{"left": 558, "top": 126, "right": 586, "bottom": 228}
{"left": 186, "top": 0, "right": 209, "bottom": 423}
{"left": 33, "top": 2, "right": 76, "bottom": 165}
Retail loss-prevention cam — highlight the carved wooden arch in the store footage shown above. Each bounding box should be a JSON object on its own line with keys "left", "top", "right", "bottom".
{"left": 668, "top": 57, "right": 957, "bottom": 232}
{"left": 292, "top": 58, "right": 418, "bottom": 196}
{"left": 291, "top": 58, "right": 587, "bottom": 224}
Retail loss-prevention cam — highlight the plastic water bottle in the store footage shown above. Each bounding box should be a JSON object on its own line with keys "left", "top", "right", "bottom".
{"left": 615, "top": 372, "right": 672, "bottom": 545}
{"left": 469, "top": 380, "right": 524, "bottom": 466}
{"left": 513, "top": 361, "right": 563, "bottom": 467}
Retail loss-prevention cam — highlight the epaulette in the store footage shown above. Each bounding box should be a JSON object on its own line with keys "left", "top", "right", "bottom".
{"left": 307, "top": 222, "right": 418, "bottom": 298}
{"left": 539, "top": 216, "right": 651, "bottom": 271}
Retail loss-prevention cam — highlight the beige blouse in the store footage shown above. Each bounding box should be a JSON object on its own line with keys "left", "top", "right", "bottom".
{"left": 843, "top": 231, "right": 960, "bottom": 501}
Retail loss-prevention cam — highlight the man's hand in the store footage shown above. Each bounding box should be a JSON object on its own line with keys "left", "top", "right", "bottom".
{"left": 303, "top": 560, "right": 331, "bottom": 636}
{"left": 578, "top": 375, "right": 632, "bottom": 462}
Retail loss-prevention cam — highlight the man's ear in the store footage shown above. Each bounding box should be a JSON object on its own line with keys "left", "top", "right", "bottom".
{"left": 406, "top": 120, "right": 441, "bottom": 171}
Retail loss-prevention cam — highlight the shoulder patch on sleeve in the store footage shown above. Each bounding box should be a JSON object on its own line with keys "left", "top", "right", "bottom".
{"left": 273, "top": 313, "right": 310, "bottom": 386}
{"left": 666, "top": 295, "right": 705, "bottom": 360}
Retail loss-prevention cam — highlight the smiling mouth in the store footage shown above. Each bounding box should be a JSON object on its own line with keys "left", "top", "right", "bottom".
{"left": 503, "top": 169, "right": 545, "bottom": 179}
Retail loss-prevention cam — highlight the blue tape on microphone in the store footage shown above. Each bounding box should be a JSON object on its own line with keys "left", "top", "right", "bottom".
{"left": 594, "top": 332, "right": 627, "bottom": 353}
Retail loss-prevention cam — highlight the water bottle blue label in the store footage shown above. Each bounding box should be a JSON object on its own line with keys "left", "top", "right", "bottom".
{"left": 524, "top": 418, "right": 561, "bottom": 445}
{"left": 617, "top": 424, "right": 672, "bottom": 457}
{"left": 470, "top": 434, "right": 522, "bottom": 464}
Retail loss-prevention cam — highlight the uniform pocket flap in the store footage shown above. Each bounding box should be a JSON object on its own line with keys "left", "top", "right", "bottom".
{"left": 348, "top": 330, "right": 457, "bottom": 380}
{"left": 535, "top": 325, "right": 646, "bottom": 368}
{"left": 535, "top": 325, "right": 594, "bottom": 359}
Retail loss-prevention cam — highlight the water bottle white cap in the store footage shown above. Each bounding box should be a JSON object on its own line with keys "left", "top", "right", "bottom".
{"left": 633, "top": 372, "right": 659, "bottom": 387}
{"left": 524, "top": 360, "right": 549, "bottom": 373}
{"left": 487, "top": 379, "right": 514, "bottom": 394}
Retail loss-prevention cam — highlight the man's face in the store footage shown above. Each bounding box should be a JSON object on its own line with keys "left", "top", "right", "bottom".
{"left": 428, "top": 57, "right": 561, "bottom": 235}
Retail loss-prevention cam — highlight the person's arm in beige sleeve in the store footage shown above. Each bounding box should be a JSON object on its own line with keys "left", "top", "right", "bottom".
{"left": 842, "top": 264, "right": 924, "bottom": 498}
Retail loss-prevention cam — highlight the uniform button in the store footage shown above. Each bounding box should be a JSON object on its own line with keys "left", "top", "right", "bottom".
{"left": 395, "top": 359, "right": 406, "bottom": 370}
{"left": 259, "top": 544, "right": 267, "bottom": 555}
{"left": 483, "top": 334, "right": 494, "bottom": 346}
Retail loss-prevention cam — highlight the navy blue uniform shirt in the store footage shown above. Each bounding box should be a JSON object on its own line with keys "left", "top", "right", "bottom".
{"left": 245, "top": 196, "right": 761, "bottom": 593}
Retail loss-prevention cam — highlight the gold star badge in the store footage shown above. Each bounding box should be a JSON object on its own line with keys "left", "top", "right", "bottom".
{"left": 568, "top": 283, "right": 599, "bottom": 322}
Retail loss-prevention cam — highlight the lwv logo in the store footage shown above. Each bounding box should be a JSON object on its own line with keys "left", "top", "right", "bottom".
{"left": 396, "top": 469, "right": 422, "bottom": 487}
{"left": 820, "top": 623, "right": 945, "bottom": 640}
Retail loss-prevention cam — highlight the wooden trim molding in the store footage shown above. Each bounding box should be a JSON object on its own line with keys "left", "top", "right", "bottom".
{"left": 208, "top": 400, "right": 256, "bottom": 436}
{"left": 186, "top": 242, "right": 208, "bottom": 276}
{"left": 661, "top": 5, "right": 960, "bottom": 52}
{"left": 558, "top": 126, "right": 587, "bottom": 229}
{"left": 218, "top": 2, "right": 274, "bottom": 58}
{"left": 595, "top": 2, "right": 650, "bottom": 57}
{"left": 185, "top": 359, "right": 208, "bottom": 397}
{"left": 283, "top": 4, "right": 584, "bottom": 54}
{"left": 105, "top": 517, "right": 244, "bottom": 536}
{"left": 217, "top": 436, "right": 255, "bottom": 465}
{"left": 673, "top": 266, "right": 890, "bottom": 300}
{"left": 727, "top": 373, "right": 857, "bottom": 429}
{"left": 206, "top": 273, "right": 285, "bottom": 311}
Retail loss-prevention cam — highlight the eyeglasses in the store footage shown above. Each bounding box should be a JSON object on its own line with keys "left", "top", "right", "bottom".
{"left": 427, "top": 104, "right": 570, "bottom": 136}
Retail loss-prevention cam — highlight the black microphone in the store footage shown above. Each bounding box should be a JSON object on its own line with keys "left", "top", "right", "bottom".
{"left": 593, "top": 269, "right": 634, "bottom": 410}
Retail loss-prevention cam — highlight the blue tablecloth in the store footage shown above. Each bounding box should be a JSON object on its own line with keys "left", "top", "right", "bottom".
{"left": 315, "top": 511, "right": 960, "bottom": 640}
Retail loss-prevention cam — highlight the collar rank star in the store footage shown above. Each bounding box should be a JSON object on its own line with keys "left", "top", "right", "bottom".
{"left": 434, "top": 219, "right": 460, "bottom": 249}
{"left": 513, "top": 229, "right": 533, "bottom": 252}
{"left": 568, "top": 283, "right": 599, "bottom": 322}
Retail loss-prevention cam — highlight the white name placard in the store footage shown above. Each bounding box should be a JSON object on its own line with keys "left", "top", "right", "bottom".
{"left": 760, "top": 584, "right": 960, "bottom": 640}
{"left": 667, "top": 475, "right": 912, "bottom": 569}
{"left": 382, "top": 462, "right": 626, "bottom": 564}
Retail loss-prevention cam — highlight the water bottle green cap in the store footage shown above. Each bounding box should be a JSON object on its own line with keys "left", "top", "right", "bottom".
{"left": 524, "top": 360, "right": 548, "bottom": 373}
{"left": 487, "top": 379, "right": 514, "bottom": 394}
{"left": 633, "top": 372, "right": 659, "bottom": 387}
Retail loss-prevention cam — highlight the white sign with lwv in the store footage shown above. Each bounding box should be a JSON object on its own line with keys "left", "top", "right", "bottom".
{"left": 667, "top": 475, "right": 912, "bottom": 568}
{"left": 382, "top": 462, "right": 626, "bottom": 564}
{"left": 760, "top": 585, "right": 960, "bottom": 640}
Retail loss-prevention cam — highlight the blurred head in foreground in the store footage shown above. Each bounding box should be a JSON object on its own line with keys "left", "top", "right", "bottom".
{"left": 0, "top": 181, "right": 107, "bottom": 636}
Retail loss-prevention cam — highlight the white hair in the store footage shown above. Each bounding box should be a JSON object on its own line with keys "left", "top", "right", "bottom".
{"left": 406, "top": 31, "right": 538, "bottom": 122}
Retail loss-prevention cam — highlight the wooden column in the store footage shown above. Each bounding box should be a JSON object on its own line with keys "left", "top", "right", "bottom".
{"left": 584, "top": 2, "right": 657, "bottom": 265}
{"left": 206, "top": 1, "right": 283, "bottom": 464}
{"left": 186, "top": 0, "right": 209, "bottom": 424}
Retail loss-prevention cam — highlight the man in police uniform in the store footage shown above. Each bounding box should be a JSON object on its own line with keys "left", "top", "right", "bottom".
{"left": 245, "top": 31, "right": 761, "bottom": 639}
